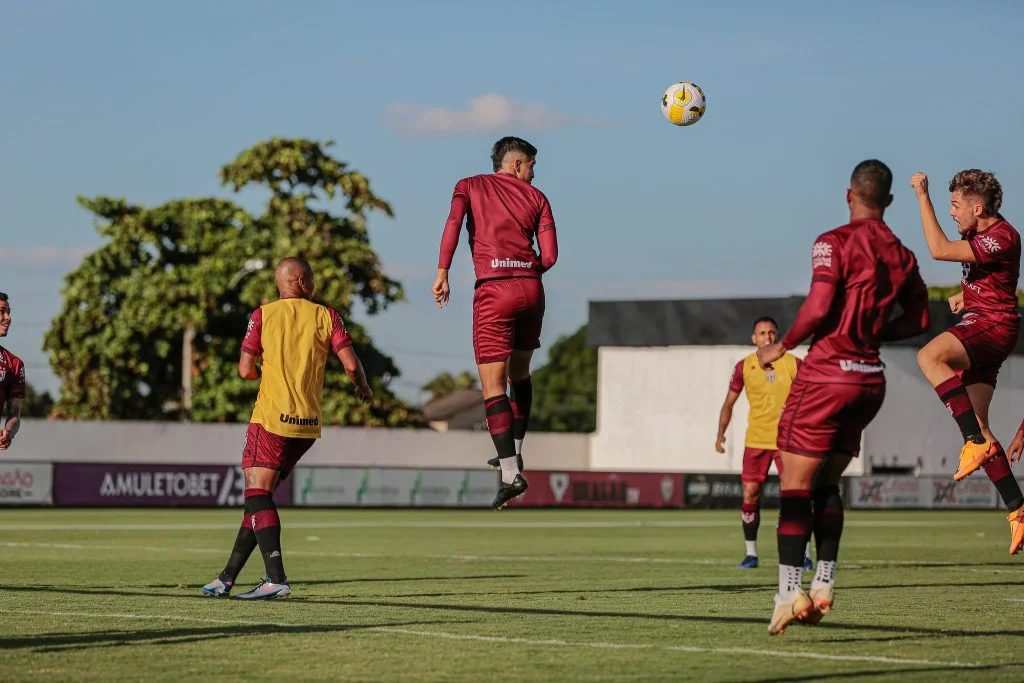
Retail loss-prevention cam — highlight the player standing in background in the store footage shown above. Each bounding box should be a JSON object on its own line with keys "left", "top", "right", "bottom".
{"left": 716, "top": 316, "right": 811, "bottom": 570}
{"left": 433, "top": 136, "right": 559, "bottom": 510}
{"left": 202, "top": 257, "right": 372, "bottom": 599}
{"left": 911, "top": 170, "right": 1024, "bottom": 554}
{"left": 0, "top": 292, "right": 26, "bottom": 452}
{"left": 757, "top": 160, "right": 930, "bottom": 635}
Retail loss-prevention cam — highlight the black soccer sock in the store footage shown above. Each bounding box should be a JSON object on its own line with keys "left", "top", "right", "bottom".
{"left": 484, "top": 394, "right": 517, "bottom": 482}
{"left": 741, "top": 502, "right": 760, "bottom": 543}
{"left": 777, "top": 489, "right": 813, "bottom": 566}
{"left": 812, "top": 485, "right": 844, "bottom": 563}
{"left": 509, "top": 377, "right": 533, "bottom": 453}
{"left": 245, "top": 487, "right": 286, "bottom": 584}
{"left": 983, "top": 446, "right": 1024, "bottom": 511}
{"left": 218, "top": 511, "right": 258, "bottom": 584}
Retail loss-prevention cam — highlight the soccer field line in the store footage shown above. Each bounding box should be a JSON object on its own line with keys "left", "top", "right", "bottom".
{"left": 7, "top": 541, "right": 1024, "bottom": 572}
{"left": 0, "top": 519, "right": 997, "bottom": 531}
{"left": 0, "top": 608, "right": 982, "bottom": 669}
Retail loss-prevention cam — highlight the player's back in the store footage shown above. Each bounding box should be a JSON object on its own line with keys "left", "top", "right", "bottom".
{"left": 458, "top": 173, "right": 554, "bottom": 282}
{"left": 801, "top": 219, "right": 920, "bottom": 384}
{"left": 251, "top": 298, "right": 335, "bottom": 437}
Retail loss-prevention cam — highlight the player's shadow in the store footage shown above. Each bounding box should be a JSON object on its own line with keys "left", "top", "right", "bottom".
{"left": 316, "top": 597, "right": 1024, "bottom": 639}
{"left": 0, "top": 619, "right": 457, "bottom": 654}
{"left": 141, "top": 574, "right": 527, "bottom": 589}
{"left": 746, "top": 661, "right": 1022, "bottom": 683}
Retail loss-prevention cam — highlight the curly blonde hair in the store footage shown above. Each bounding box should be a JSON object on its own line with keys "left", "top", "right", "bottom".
{"left": 949, "top": 169, "right": 1003, "bottom": 215}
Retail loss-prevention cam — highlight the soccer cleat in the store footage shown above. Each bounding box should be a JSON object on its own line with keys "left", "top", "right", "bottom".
{"left": 802, "top": 584, "right": 835, "bottom": 625}
{"left": 492, "top": 473, "right": 528, "bottom": 510}
{"left": 232, "top": 579, "right": 291, "bottom": 600}
{"left": 486, "top": 454, "right": 524, "bottom": 472}
{"left": 1008, "top": 505, "right": 1024, "bottom": 555}
{"left": 737, "top": 555, "right": 759, "bottom": 569}
{"left": 201, "top": 577, "right": 232, "bottom": 597}
{"left": 803, "top": 556, "right": 814, "bottom": 571}
{"left": 768, "top": 590, "right": 813, "bottom": 636}
{"left": 953, "top": 437, "right": 998, "bottom": 481}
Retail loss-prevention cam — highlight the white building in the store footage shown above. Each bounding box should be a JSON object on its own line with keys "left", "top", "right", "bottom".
{"left": 586, "top": 296, "right": 1024, "bottom": 477}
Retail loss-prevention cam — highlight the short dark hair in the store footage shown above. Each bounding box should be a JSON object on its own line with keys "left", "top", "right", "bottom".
{"left": 0, "top": 292, "right": 7, "bottom": 303}
{"left": 752, "top": 316, "right": 778, "bottom": 331}
{"left": 491, "top": 136, "right": 538, "bottom": 172}
{"left": 949, "top": 169, "right": 1003, "bottom": 215}
{"left": 850, "top": 159, "right": 893, "bottom": 209}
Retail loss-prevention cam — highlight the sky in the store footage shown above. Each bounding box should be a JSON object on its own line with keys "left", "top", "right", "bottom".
{"left": 2, "top": 0, "right": 1024, "bottom": 404}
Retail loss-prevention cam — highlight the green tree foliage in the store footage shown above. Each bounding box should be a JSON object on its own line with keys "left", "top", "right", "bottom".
{"left": 21, "top": 383, "right": 55, "bottom": 418}
{"left": 421, "top": 371, "right": 479, "bottom": 402}
{"left": 44, "top": 138, "right": 423, "bottom": 427}
{"left": 531, "top": 325, "right": 597, "bottom": 433}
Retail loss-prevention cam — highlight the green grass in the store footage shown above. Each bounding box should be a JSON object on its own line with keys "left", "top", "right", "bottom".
{"left": 1, "top": 508, "right": 1023, "bottom": 682}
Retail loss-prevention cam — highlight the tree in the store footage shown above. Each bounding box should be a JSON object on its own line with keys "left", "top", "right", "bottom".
{"left": 531, "top": 325, "right": 597, "bottom": 433}
{"left": 44, "top": 138, "right": 424, "bottom": 427}
{"left": 21, "top": 383, "right": 55, "bottom": 418}
{"left": 421, "top": 371, "right": 479, "bottom": 402}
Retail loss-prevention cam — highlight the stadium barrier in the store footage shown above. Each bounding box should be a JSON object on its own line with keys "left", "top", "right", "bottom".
{"left": 0, "top": 462, "right": 1013, "bottom": 510}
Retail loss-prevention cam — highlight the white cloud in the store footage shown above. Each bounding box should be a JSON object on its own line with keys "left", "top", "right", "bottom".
{"left": 0, "top": 246, "right": 90, "bottom": 267}
{"left": 386, "top": 93, "right": 610, "bottom": 135}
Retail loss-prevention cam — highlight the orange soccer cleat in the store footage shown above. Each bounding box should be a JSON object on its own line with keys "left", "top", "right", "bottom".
{"left": 953, "top": 438, "right": 998, "bottom": 481}
{"left": 768, "top": 590, "right": 813, "bottom": 636}
{"left": 1008, "top": 505, "right": 1024, "bottom": 555}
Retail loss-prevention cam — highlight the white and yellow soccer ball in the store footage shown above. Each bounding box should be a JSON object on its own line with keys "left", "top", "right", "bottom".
{"left": 661, "top": 82, "right": 706, "bottom": 126}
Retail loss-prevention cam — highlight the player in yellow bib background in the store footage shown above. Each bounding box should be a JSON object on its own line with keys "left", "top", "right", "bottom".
{"left": 716, "top": 316, "right": 811, "bottom": 570}
{"left": 202, "top": 257, "right": 372, "bottom": 600}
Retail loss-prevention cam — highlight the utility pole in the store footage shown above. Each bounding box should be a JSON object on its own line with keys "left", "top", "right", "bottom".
{"left": 181, "top": 322, "right": 196, "bottom": 422}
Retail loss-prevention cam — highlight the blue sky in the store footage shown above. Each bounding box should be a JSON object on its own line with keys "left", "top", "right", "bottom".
{"left": 2, "top": 0, "right": 1023, "bottom": 402}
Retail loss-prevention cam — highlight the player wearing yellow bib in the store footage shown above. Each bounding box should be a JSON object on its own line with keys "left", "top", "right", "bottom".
{"left": 202, "top": 257, "right": 372, "bottom": 600}
{"left": 716, "top": 317, "right": 811, "bottom": 570}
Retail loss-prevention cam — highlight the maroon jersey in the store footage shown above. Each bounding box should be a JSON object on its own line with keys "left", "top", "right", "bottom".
{"left": 782, "top": 219, "right": 927, "bottom": 385}
{"left": 960, "top": 219, "right": 1021, "bottom": 320}
{"left": 438, "top": 173, "right": 557, "bottom": 283}
{"left": 0, "top": 346, "right": 26, "bottom": 409}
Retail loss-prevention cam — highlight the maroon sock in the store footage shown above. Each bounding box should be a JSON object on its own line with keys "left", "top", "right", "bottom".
{"left": 244, "top": 487, "right": 285, "bottom": 583}
{"left": 935, "top": 377, "right": 983, "bottom": 442}
{"left": 811, "top": 485, "right": 844, "bottom": 562}
{"left": 484, "top": 395, "right": 516, "bottom": 461}
{"left": 777, "top": 489, "right": 812, "bottom": 567}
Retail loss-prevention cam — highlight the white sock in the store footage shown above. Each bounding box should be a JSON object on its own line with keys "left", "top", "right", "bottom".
{"left": 812, "top": 560, "right": 836, "bottom": 588}
{"left": 778, "top": 564, "right": 803, "bottom": 601}
{"left": 744, "top": 540, "right": 757, "bottom": 557}
{"left": 514, "top": 438, "right": 523, "bottom": 456}
{"left": 499, "top": 456, "right": 520, "bottom": 484}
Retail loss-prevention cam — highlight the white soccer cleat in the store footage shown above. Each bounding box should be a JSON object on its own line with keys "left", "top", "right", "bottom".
{"left": 232, "top": 579, "right": 291, "bottom": 600}
{"left": 802, "top": 584, "right": 835, "bottom": 625}
{"left": 768, "top": 590, "right": 813, "bottom": 636}
{"left": 201, "top": 577, "right": 232, "bottom": 597}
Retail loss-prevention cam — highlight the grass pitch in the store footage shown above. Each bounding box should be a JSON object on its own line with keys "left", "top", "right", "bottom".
{"left": 1, "top": 508, "right": 1023, "bottom": 682}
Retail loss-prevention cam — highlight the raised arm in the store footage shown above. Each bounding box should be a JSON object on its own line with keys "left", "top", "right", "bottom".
{"left": 911, "top": 173, "right": 977, "bottom": 263}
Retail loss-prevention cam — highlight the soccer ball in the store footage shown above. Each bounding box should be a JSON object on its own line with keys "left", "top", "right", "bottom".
{"left": 661, "top": 82, "right": 706, "bottom": 127}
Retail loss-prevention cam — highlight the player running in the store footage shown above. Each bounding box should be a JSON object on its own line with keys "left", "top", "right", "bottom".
{"left": 433, "top": 136, "right": 558, "bottom": 510}
{"left": 202, "top": 257, "right": 372, "bottom": 599}
{"left": 716, "top": 316, "right": 812, "bottom": 570}
{"left": 911, "top": 170, "right": 1024, "bottom": 554}
{"left": 0, "top": 292, "right": 25, "bottom": 452}
{"left": 758, "top": 160, "right": 930, "bottom": 635}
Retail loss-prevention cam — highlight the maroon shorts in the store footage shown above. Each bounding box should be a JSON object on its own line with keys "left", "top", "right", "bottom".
{"left": 776, "top": 378, "right": 886, "bottom": 458}
{"left": 472, "top": 277, "right": 545, "bottom": 365}
{"left": 242, "top": 423, "right": 316, "bottom": 481}
{"left": 948, "top": 313, "right": 1020, "bottom": 388}
{"left": 742, "top": 448, "right": 782, "bottom": 483}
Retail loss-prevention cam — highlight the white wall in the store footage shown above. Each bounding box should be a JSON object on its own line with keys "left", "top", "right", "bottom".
{"left": 11, "top": 419, "right": 590, "bottom": 470}
{"left": 589, "top": 345, "right": 1024, "bottom": 475}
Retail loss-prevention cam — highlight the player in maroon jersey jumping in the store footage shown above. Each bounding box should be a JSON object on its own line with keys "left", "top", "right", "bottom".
{"left": 433, "top": 137, "right": 559, "bottom": 510}
{"left": 0, "top": 292, "right": 26, "bottom": 452}
{"left": 911, "top": 170, "right": 1024, "bottom": 555}
{"left": 757, "top": 160, "right": 930, "bottom": 635}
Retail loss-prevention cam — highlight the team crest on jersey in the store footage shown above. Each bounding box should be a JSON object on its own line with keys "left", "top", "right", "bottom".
{"left": 812, "top": 241, "right": 833, "bottom": 269}
{"left": 977, "top": 235, "right": 1002, "bottom": 254}
{"left": 765, "top": 367, "right": 776, "bottom": 383}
